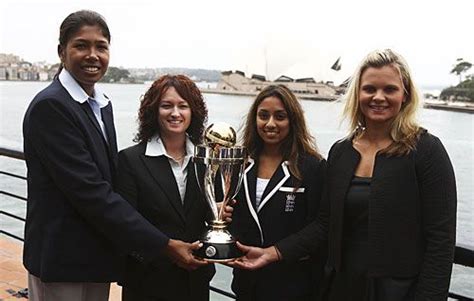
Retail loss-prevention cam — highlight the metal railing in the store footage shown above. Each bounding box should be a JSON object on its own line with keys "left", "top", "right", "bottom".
{"left": 1, "top": 146, "right": 473, "bottom": 300}
{"left": 0, "top": 145, "right": 236, "bottom": 299}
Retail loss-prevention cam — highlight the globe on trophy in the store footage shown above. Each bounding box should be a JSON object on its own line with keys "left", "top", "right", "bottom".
{"left": 193, "top": 122, "right": 247, "bottom": 262}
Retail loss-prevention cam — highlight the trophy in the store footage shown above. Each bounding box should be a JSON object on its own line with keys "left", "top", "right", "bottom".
{"left": 193, "top": 122, "right": 247, "bottom": 262}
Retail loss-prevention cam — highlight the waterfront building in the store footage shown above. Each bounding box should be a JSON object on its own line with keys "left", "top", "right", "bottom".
{"left": 216, "top": 70, "right": 338, "bottom": 99}
{"left": 0, "top": 53, "right": 57, "bottom": 81}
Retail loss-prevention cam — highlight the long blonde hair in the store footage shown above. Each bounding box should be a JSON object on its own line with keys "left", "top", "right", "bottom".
{"left": 343, "top": 49, "right": 422, "bottom": 155}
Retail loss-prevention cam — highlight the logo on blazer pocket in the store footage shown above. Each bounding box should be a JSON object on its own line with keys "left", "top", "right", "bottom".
{"left": 284, "top": 193, "right": 296, "bottom": 212}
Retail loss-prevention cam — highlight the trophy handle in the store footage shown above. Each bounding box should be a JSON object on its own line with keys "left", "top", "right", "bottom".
{"left": 204, "top": 163, "right": 220, "bottom": 220}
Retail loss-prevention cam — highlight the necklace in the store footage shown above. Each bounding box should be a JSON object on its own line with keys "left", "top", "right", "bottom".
{"left": 171, "top": 152, "right": 186, "bottom": 162}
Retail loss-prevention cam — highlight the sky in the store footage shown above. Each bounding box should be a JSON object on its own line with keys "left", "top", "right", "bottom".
{"left": 1, "top": 0, "right": 473, "bottom": 88}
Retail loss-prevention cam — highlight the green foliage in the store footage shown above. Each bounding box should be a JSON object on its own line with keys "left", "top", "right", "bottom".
{"left": 440, "top": 77, "right": 474, "bottom": 102}
{"left": 451, "top": 61, "right": 472, "bottom": 75}
{"left": 440, "top": 59, "right": 474, "bottom": 102}
{"left": 450, "top": 59, "right": 472, "bottom": 84}
{"left": 101, "top": 66, "right": 133, "bottom": 83}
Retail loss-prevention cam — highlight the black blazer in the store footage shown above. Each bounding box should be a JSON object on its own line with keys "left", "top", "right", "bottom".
{"left": 231, "top": 155, "right": 327, "bottom": 300}
{"left": 22, "top": 79, "right": 169, "bottom": 282}
{"left": 277, "top": 131, "right": 457, "bottom": 300}
{"left": 116, "top": 142, "right": 215, "bottom": 300}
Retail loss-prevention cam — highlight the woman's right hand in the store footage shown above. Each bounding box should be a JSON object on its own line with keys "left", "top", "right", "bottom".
{"left": 227, "top": 242, "right": 281, "bottom": 270}
{"left": 164, "top": 239, "right": 208, "bottom": 271}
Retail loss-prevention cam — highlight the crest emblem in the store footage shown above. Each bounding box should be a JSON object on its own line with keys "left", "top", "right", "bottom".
{"left": 285, "top": 194, "right": 296, "bottom": 212}
{"left": 205, "top": 245, "right": 217, "bottom": 257}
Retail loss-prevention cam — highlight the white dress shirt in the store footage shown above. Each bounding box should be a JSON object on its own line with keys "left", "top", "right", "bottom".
{"left": 58, "top": 69, "right": 109, "bottom": 141}
{"left": 145, "top": 134, "right": 195, "bottom": 203}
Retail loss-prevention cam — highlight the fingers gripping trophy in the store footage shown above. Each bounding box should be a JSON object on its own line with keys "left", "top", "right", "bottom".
{"left": 193, "top": 122, "right": 247, "bottom": 262}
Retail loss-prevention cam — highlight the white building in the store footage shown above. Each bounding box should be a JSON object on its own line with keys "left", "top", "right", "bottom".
{"left": 216, "top": 71, "right": 337, "bottom": 98}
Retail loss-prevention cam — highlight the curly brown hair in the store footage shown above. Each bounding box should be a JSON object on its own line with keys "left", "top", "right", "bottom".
{"left": 242, "top": 85, "right": 322, "bottom": 181}
{"left": 134, "top": 74, "right": 208, "bottom": 145}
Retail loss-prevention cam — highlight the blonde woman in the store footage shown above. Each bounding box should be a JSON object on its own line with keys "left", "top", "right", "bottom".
{"left": 232, "top": 49, "right": 457, "bottom": 301}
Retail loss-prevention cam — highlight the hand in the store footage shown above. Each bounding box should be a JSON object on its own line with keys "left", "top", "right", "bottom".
{"left": 218, "top": 199, "right": 235, "bottom": 223}
{"left": 164, "top": 239, "right": 208, "bottom": 271}
{"left": 227, "top": 242, "right": 281, "bottom": 270}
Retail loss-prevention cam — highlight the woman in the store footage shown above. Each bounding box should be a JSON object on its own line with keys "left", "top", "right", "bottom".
{"left": 23, "top": 10, "right": 201, "bottom": 301}
{"left": 233, "top": 49, "right": 457, "bottom": 300}
{"left": 230, "top": 85, "right": 327, "bottom": 300}
{"left": 116, "top": 75, "right": 214, "bottom": 301}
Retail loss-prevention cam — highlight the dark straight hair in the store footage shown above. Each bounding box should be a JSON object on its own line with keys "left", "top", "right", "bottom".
{"left": 242, "top": 85, "right": 323, "bottom": 181}
{"left": 55, "top": 10, "right": 111, "bottom": 78}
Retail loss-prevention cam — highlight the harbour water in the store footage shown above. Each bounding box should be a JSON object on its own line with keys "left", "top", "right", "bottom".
{"left": 1, "top": 81, "right": 473, "bottom": 299}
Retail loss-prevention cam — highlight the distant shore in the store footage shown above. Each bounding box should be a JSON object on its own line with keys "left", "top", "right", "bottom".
{"left": 200, "top": 88, "right": 338, "bottom": 101}
{"left": 423, "top": 100, "right": 474, "bottom": 114}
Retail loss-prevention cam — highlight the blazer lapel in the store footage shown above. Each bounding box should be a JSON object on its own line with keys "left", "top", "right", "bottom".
{"left": 243, "top": 159, "right": 264, "bottom": 244}
{"left": 101, "top": 103, "right": 118, "bottom": 165}
{"left": 258, "top": 161, "right": 290, "bottom": 212}
{"left": 80, "top": 101, "right": 104, "bottom": 141}
{"left": 140, "top": 155, "right": 186, "bottom": 223}
{"left": 330, "top": 142, "right": 360, "bottom": 255}
{"left": 77, "top": 101, "right": 115, "bottom": 178}
{"left": 183, "top": 161, "right": 200, "bottom": 215}
{"left": 245, "top": 161, "right": 257, "bottom": 209}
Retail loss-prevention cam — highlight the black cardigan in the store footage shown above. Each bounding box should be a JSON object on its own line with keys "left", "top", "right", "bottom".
{"left": 276, "top": 131, "right": 457, "bottom": 300}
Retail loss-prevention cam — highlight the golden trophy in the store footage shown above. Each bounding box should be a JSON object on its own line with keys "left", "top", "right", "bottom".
{"left": 193, "top": 122, "right": 247, "bottom": 261}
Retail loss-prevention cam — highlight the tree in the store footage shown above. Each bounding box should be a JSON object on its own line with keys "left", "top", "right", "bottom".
{"left": 101, "top": 66, "right": 130, "bottom": 83}
{"left": 451, "top": 58, "right": 472, "bottom": 84}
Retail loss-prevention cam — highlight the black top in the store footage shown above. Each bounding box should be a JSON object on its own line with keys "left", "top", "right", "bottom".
{"left": 343, "top": 176, "right": 370, "bottom": 242}
{"left": 329, "top": 176, "right": 371, "bottom": 301}
{"left": 342, "top": 176, "right": 370, "bottom": 273}
{"left": 331, "top": 176, "right": 417, "bottom": 301}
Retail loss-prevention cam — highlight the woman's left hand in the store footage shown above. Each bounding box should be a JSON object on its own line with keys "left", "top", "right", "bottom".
{"left": 218, "top": 199, "right": 235, "bottom": 223}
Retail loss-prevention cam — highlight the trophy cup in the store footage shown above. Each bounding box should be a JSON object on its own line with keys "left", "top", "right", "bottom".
{"left": 193, "top": 122, "right": 247, "bottom": 262}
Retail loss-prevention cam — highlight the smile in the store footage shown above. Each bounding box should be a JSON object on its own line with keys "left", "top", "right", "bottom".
{"left": 264, "top": 131, "right": 278, "bottom": 136}
{"left": 168, "top": 120, "right": 183, "bottom": 124}
{"left": 82, "top": 66, "right": 100, "bottom": 73}
{"left": 369, "top": 104, "right": 388, "bottom": 111}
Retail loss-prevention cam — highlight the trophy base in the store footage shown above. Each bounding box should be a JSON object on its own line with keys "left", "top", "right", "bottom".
{"left": 194, "top": 241, "right": 243, "bottom": 262}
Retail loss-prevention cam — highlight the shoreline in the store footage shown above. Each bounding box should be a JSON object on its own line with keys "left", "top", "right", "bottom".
{"left": 200, "top": 88, "right": 338, "bottom": 101}
{"left": 423, "top": 101, "right": 474, "bottom": 114}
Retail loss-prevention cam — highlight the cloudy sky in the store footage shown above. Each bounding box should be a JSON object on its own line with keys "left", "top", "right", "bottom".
{"left": 1, "top": 0, "right": 473, "bottom": 88}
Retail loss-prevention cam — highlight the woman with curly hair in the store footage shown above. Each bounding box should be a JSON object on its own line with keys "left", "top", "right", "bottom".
{"left": 116, "top": 75, "right": 214, "bottom": 301}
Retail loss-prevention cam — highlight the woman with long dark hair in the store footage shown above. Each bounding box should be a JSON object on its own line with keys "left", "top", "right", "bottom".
{"left": 230, "top": 85, "right": 327, "bottom": 300}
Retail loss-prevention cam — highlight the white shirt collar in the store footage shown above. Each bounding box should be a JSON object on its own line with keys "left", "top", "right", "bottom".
{"left": 145, "top": 134, "right": 195, "bottom": 160}
{"left": 58, "top": 69, "right": 109, "bottom": 108}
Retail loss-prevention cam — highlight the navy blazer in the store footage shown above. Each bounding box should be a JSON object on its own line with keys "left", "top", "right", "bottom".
{"left": 277, "top": 131, "right": 457, "bottom": 300}
{"left": 22, "top": 79, "right": 169, "bottom": 282}
{"left": 116, "top": 142, "right": 215, "bottom": 300}
{"left": 231, "top": 155, "right": 327, "bottom": 300}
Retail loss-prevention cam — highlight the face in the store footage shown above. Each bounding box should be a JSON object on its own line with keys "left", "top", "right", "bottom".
{"left": 59, "top": 25, "right": 110, "bottom": 96}
{"left": 256, "top": 96, "right": 290, "bottom": 148}
{"left": 358, "top": 65, "right": 406, "bottom": 127}
{"left": 158, "top": 87, "right": 192, "bottom": 138}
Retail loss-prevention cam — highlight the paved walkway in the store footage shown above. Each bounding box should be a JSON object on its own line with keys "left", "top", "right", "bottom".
{"left": 0, "top": 236, "right": 121, "bottom": 300}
